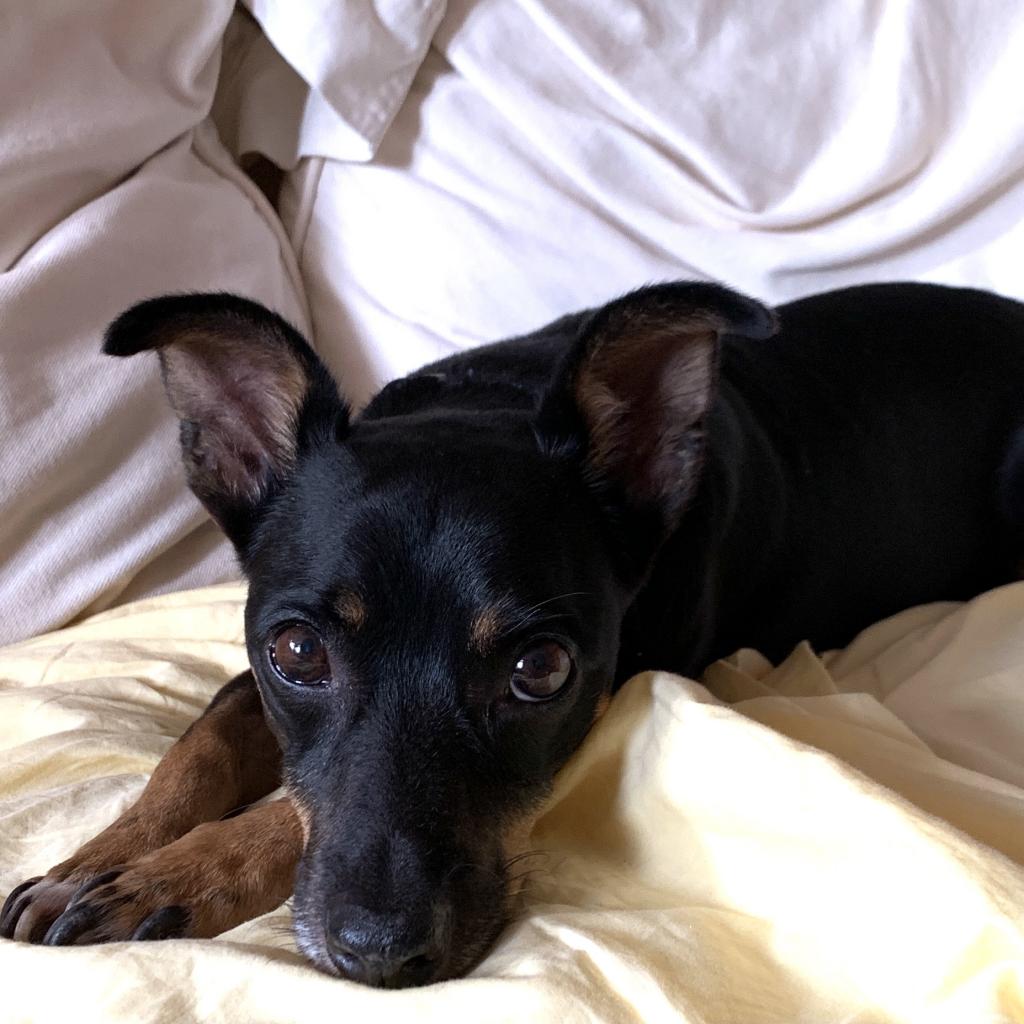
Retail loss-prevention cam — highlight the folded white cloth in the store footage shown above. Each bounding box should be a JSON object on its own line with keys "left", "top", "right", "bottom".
{"left": 219, "top": 1, "right": 446, "bottom": 166}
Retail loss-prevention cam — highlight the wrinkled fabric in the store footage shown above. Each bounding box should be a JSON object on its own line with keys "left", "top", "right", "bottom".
{"left": 271, "top": 0, "right": 1024, "bottom": 405}
{"left": 2, "top": 582, "right": 1024, "bottom": 1023}
{"left": 0, "top": 2, "right": 309, "bottom": 643}
{"left": 234, "top": 0, "right": 446, "bottom": 164}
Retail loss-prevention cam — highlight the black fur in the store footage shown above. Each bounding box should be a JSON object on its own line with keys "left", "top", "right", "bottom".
{"left": 102, "top": 280, "right": 1024, "bottom": 985}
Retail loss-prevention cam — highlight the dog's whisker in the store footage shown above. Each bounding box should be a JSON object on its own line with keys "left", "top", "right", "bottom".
{"left": 507, "top": 866, "right": 554, "bottom": 885}
{"left": 261, "top": 919, "right": 298, "bottom": 940}
{"left": 502, "top": 849, "right": 551, "bottom": 869}
{"left": 497, "top": 592, "right": 595, "bottom": 639}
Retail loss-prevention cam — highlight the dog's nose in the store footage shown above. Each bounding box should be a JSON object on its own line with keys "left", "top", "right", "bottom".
{"left": 325, "top": 904, "right": 445, "bottom": 988}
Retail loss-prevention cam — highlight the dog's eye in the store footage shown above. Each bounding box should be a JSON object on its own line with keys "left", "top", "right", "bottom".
{"left": 270, "top": 624, "right": 331, "bottom": 685}
{"left": 510, "top": 641, "right": 573, "bottom": 701}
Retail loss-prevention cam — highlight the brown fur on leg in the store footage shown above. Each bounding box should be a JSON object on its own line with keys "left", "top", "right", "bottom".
{"left": 56, "top": 671, "right": 279, "bottom": 876}
{"left": 1, "top": 671, "right": 281, "bottom": 943}
{"left": 43, "top": 798, "right": 304, "bottom": 944}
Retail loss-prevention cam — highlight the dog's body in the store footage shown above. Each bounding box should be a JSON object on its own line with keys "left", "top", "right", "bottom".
{"left": 395, "top": 282, "right": 1024, "bottom": 674}
{"left": 4, "top": 281, "right": 1024, "bottom": 987}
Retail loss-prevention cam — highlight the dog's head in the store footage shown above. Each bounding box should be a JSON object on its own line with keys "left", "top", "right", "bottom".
{"left": 104, "top": 283, "right": 772, "bottom": 987}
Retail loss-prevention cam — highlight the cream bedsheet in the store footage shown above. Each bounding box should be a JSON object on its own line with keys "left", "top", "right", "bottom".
{"left": 2, "top": 583, "right": 1024, "bottom": 1022}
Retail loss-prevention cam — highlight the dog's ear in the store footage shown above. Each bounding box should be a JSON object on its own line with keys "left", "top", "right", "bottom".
{"left": 538, "top": 282, "right": 776, "bottom": 537}
{"left": 104, "top": 293, "right": 347, "bottom": 550}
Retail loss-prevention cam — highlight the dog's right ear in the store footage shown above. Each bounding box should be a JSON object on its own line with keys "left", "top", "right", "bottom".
{"left": 104, "top": 293, "right": 346, "bottom": 550}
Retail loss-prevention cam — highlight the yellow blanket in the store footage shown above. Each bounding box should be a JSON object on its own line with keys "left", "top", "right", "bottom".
{"left": 2, "top": 583, "right": 1024, "bottom": 1023}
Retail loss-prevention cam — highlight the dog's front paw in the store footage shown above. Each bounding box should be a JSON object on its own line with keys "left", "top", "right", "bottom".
{"left": 1, "top": 846, "right": 213, "bottom": 946}
{"left": 1, "top": 867, "right": 187, "bottom": 945}
{"left": 1, "top": 816, "right": 171, "bottom": 943}
{"left": 3, "top": 834, "right": 221, "bottom": 945}
{"left": 1, "top": 863, "right": 196, "bottom": 946}
{"left": 0, "top": 874, "right": 94, "bottom": 943}
{"left": 2, "top": 802, "right": 300, "bottom": 946}
{"left": 31, "top": 861, "right": 194, "bottom": 945}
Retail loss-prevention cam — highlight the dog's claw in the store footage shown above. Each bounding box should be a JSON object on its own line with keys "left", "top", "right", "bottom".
{"left": 1, "top": 873, "right": 116, "bottom": 944}
{"left": 131, "top": 905, "right": 189, "bottom": 941}
{"left": 67, "top": 869, "right": 123, "bottom": 908}
{"left": 3, "top": 872, "right": 192, "bottom": 946}
{"left": 0, "top": 891, "right": 34, "bottom": 939}
{"left": 5, "top": 866, "right": 201, "bottom": 944}
{"left": 42, "top": 902, "right": 103, "bottom": 946}
{"left": 0, "top": 877, "right": 42, "bottom": 937}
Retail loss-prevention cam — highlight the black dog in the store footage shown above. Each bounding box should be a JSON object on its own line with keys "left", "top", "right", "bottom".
{"left": 3, "top": 281, "right": 1023, "bottom": 988}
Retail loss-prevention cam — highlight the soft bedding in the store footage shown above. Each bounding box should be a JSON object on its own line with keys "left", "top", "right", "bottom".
{"left": 3, "top": 583, "right": 1024, "bottom": 1023}
{"left": 4, "top": 3, "right": 1024, "bottom": 1021}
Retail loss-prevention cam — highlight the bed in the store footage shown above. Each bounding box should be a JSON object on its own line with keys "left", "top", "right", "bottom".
{"left": 2, "top": 1, "right": 1024, "bottom": 1021}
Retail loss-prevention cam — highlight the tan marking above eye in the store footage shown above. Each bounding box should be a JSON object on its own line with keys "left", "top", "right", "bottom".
{"left": 335, "top": 590, "right": 367, "bottom": 631}
{"left": 469, "top": 607, "right": 506, "bottom": 654}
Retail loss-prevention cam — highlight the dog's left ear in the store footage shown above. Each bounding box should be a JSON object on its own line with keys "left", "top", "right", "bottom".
{"left": 104, "top": 293, "right": 346, "bottom": 551}
{"left": 538, "top": 282, "right": 776, "bottom": 533}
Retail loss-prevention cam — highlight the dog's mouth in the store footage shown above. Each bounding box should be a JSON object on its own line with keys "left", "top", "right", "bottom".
{"left": 290, "top": 856, "right": 513, "bottom": 988}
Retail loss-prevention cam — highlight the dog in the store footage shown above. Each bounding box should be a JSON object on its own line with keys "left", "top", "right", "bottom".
{"left": 3, "top": 281, "right": 1024, "bottom": 988}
